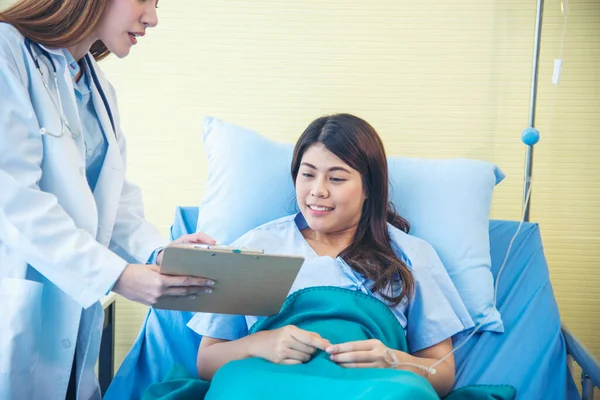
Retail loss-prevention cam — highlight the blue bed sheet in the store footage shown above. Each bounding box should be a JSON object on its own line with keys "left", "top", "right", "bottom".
{"left": 453, "top": 221, "right": 580, "bottom": 399}
{"left": 105, "top": 207, "right": 580, "bottom": 399}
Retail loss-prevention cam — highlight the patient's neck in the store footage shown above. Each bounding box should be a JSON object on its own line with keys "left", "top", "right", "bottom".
{"left": 301, "top": 227, "right": 356, "bottom": 258}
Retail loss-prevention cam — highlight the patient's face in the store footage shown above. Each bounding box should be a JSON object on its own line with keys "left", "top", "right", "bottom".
{"left": 296, "top": 143, "right": 366, "bottom": 238}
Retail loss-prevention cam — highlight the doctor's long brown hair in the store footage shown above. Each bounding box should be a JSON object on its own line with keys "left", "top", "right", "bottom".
{"left": 0, "top": 0, "right": 110, "bottom": 60}
{"left": 291, "top": 114, "right": 415, "bottom": 306}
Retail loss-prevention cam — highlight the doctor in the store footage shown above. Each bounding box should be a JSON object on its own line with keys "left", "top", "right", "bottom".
{"left": 0, "top": 0, "right": 215, "bottom": 399}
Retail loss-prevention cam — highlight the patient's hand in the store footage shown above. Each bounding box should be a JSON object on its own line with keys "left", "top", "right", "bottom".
{"left": 249, "top": 325, "right": 331, "bottom": 365}
{"left": 326, "top": 339, "right": 393, "bottom": 368}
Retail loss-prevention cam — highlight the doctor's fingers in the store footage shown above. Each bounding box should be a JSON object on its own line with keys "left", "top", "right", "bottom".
{"left": 161, "top": 286, "right": 213, "bottom": 297}
{"left": 160, "top": 274, "right": 216, "bottom": 289}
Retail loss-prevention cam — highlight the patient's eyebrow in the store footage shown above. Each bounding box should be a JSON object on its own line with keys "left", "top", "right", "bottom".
{"left": 301, "top": 162, "right": 351, "bottom": 173}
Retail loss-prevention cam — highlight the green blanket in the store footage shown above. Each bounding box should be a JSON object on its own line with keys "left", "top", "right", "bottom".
{"left": 143, "top": 286, "right": 516, "bottom": 400}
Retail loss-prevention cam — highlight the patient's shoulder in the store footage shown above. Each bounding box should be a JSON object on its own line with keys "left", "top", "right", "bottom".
{"left": 387, "top": 224, "right": 441, "bottom": 269}
{"left": 229, "top": 214, "right": 298, "bottom": 253}
{"left": 254, "top": 214, "right": 297, "bottom": 229}
{"left": 241, "top": 214, "right": 297, "bottom": 236}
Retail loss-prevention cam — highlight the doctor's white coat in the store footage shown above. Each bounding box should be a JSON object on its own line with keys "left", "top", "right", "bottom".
{"left": 0, "top": 23, "right": 167, "bottom": 399}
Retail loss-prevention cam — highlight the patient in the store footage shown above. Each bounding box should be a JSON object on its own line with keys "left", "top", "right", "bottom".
{"left": 188, "top": 114, "right": 474, "bottom": 398}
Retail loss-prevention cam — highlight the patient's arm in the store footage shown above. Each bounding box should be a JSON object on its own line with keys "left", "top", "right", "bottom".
{"left": 327, "top": 338, "right": 455, "bottom": 398}
{"left": 196, "top": 335, "right": 255, "bottom": 380}
{"left": 399, "top": 338, "right": 455, "bottom": 397}
{"left": 197, "top": 325, "right": 330, "bottom": 380}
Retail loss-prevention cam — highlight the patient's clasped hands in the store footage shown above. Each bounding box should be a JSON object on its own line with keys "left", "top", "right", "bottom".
{"left": 248, "top": 325, "right": 397, "bottom": 369}
{"left": 326, "top": 339, "right": 395, "bottom": 368}
{"left": 248, "top": 325, "right": 331, "bottom": 365}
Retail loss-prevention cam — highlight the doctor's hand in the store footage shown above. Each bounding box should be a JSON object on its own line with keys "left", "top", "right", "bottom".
{"left": 326, "top": 339, "right": 396, "bottom": 368}
{"left": 112, "top": 264, "right": 215, "bottom": 306}
{"left": 155, "top": 231, "right": 217, "bottom": 266}
{"left": 249, "top": 325, "right": 331, "bottom": 365}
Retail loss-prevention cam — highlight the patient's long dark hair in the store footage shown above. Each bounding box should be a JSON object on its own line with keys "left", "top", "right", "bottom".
{"left": 291, "top": 113, "right": 414, "bottom": 306}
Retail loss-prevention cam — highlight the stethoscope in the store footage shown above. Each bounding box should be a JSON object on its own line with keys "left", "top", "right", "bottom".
{"left": 24, "top": 37, "right": 116, "bottom": 139}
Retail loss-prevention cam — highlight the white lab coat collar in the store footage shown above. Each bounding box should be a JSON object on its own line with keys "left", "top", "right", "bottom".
{"left": 37, "top": 42, "right": 65, "bottom": 57}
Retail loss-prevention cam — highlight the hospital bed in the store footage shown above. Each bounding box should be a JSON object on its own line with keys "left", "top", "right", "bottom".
{"left": 102, "top": 205, "right": 599, "bottom": 399}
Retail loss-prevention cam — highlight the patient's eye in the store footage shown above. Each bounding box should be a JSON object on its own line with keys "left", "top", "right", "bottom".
{"left": 330, "top": 177, "right": 346, "bottom": 182}
{"left": 302, "top": 172, "right": 314, "bottom": 178}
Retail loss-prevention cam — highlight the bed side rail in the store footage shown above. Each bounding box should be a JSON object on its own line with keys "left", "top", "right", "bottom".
{"left": 562, "top": 323, "right": 600, "bottom": 400}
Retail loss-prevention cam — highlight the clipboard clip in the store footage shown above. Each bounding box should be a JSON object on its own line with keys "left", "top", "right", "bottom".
{"left": 178, "top": 243, "right": 265, "bottom": 255}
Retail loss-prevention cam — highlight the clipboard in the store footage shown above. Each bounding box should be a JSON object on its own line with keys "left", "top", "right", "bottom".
{"left": 154, "top": 244, "right": 305, "bottom": 316}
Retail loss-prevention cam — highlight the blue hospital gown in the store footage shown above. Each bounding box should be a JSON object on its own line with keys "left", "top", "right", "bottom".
{"left": 188, "top": 213, "right": 474, "bottom": 353}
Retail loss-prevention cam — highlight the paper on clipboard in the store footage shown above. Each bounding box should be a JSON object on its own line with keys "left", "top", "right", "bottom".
{"left": 153, "top": 244, "right": 304, "bottom": 316}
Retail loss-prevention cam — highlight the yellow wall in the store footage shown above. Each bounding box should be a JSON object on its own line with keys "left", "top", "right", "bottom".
{"left": 1, "top": 0, "right": 597, "bottom": 393}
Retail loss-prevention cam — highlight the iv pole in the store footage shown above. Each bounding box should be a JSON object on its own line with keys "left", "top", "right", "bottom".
{"left": 521, "top": 0, "right": 544, "bottom": 222}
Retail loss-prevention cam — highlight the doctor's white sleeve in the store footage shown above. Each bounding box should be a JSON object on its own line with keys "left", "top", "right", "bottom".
{"left": 0, "top": 50, "right": 127, "bottom": 309}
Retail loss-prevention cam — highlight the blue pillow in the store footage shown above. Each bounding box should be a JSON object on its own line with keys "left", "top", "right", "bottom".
{"left": 196, "top": 116, "right": 505, "bottom": 333}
